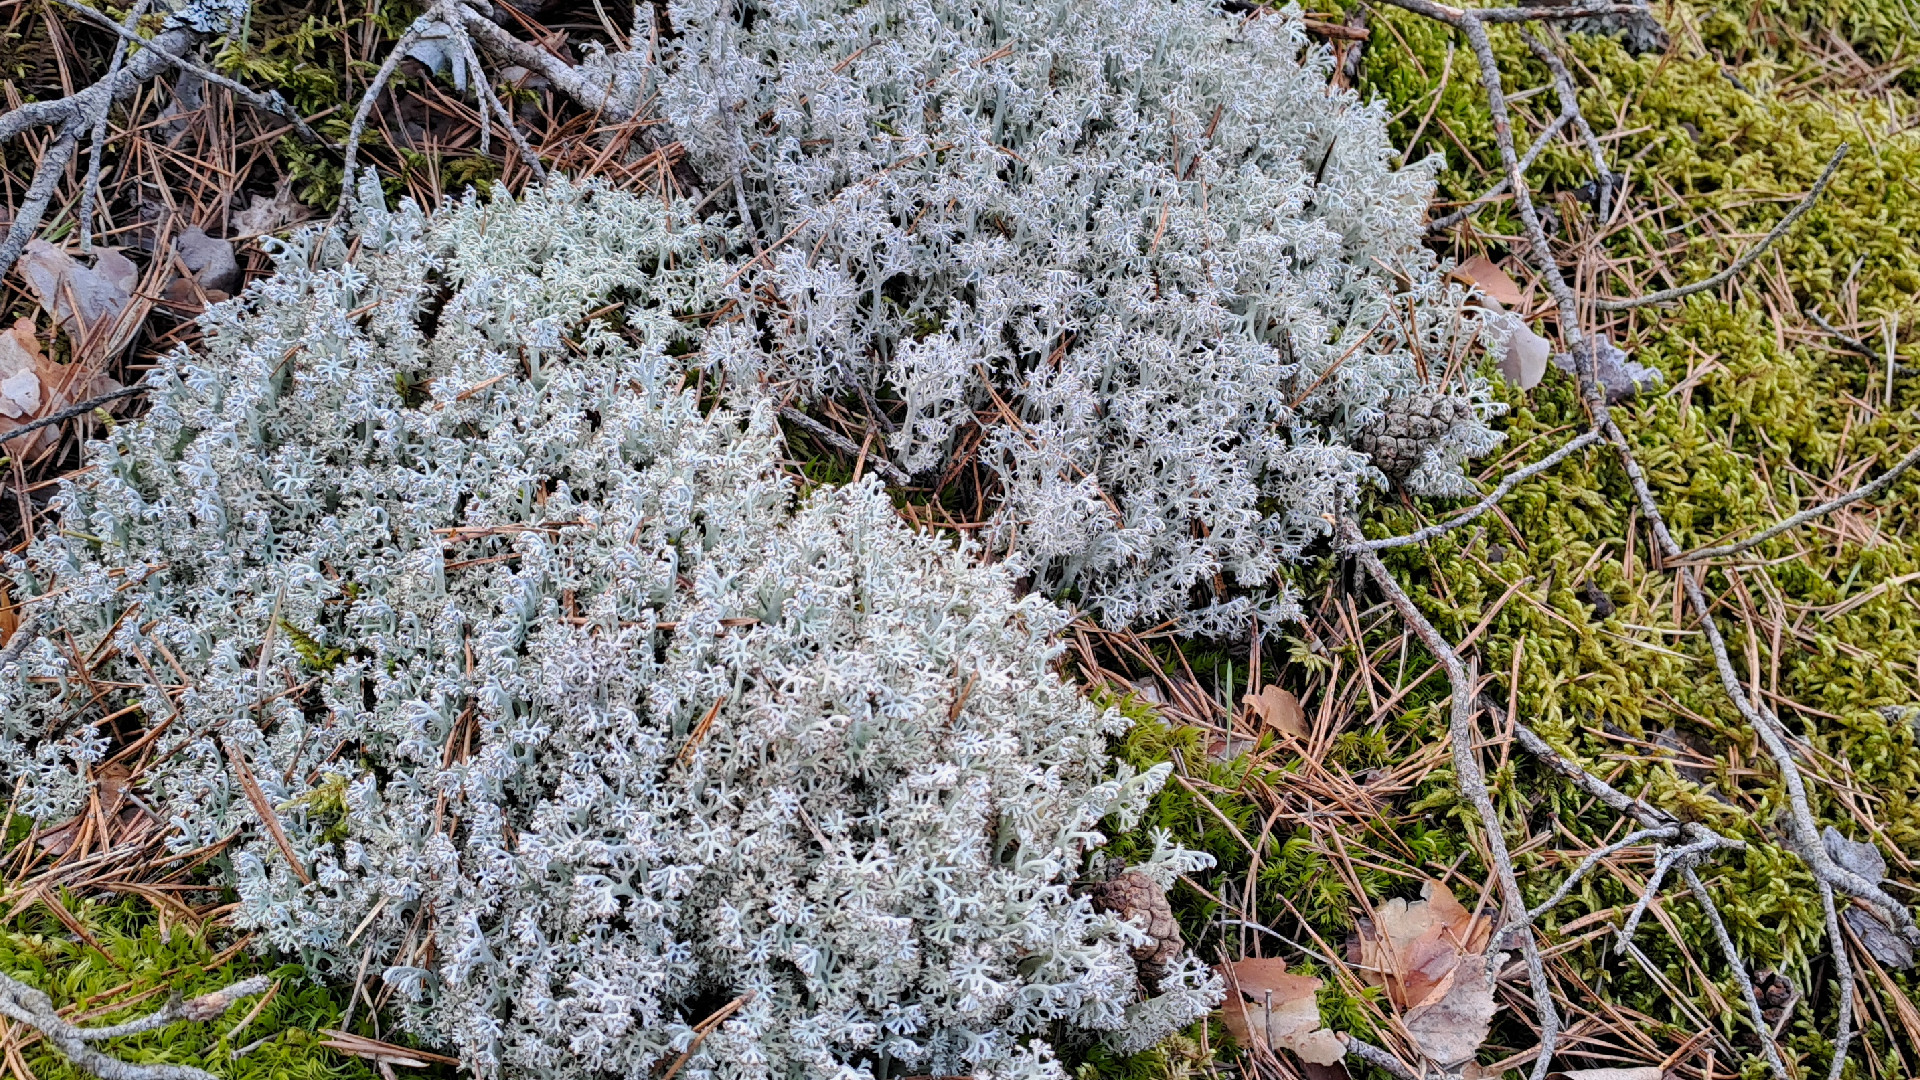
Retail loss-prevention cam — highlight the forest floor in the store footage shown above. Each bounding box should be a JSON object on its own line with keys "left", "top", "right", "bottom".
{"left": 1, "top": 1, "right": 1918, "bottom": 1079}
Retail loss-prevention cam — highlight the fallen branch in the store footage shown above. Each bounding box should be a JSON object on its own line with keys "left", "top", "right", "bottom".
{"left": 0, "top": 385, "right": 149, "bottom": 447}
{"left": 50, "top": 0, "right": 323, "bottom": 145}
{"left": 1341, "top": 520, "right": 1564, "bottom": 1080}
{"left": 1595, "top": 145, "right": 1848, "bottom": 311}
{"left": 1347, "top": 428, "right": 1601, "bottom": 552}
{"left": 778, "top": 406, "right": 913, "bottom": 486}
{"left": 1680, "top": 439, "right": 1920, "bottom": 561}
{"left": 0, "top": 971, "right": 269, "bottom": 1080}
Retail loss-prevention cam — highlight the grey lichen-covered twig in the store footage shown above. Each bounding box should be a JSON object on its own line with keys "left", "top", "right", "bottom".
{"left": 1679, "top": 439, "right": 1920, "bottom": 561}
{"left": 75, "top": 0, "right": 147, "bottom": 252}
{"left": 1519, "top": 28, "right": 1615, "bottom": 222}
{"left": 1346, "top": 428, "right": 1601, "bottom": 552}
{"left": 1594, "top": 144, "right": 1848, "bottom": 311}
{"left": 778, "top": 406, "right": 913, "bottom": 486}
{"left": 0, "top": 0, "right": 315, "bottom": 280}
{"left": 0, "top": 385, "right": 148, "bottom": 447}
{"left": 0, "top": 971, "right": 269, "bottom": 1080}
{"left": 1341, "top": 521, "right": 1565, "bottom": 1080}
{"left": 1680, "top": 866, "right": 1791, "bottom": 1077}
{"left": 50, "top": 0, "right": 322, "bottom": 144}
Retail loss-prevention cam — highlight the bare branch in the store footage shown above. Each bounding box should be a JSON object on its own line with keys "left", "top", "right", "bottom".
{"left": 0, "top": 127, "right": 82, "bottom": 282}
{"left": 1343, "top": 1035, "right": 1419, "bottom": 1080}
{"left": 1681, "top": 866, "right": 1789, "bottom": 1077}
{"left": 0, "top": 972, "right": 269, "bottom": 1080}
{"left": 1681, "top": 440, "right": 1920, "bottom": 561}
{"left": 778, "top": 407, "right": 913, "bottom": 486}
{"left": 1425, "top": 108, "right": 1568, "bottom": 234}
{"left": 1819, "top": 882, "right": 1856, "bottom": 1080}
{"left": 77, "top": 0, "right": 148, "bottom": 252}
{"left": 1805, "top": 307, "right": 1879, "bottom": 359}
{"left": 1595, "top": 145, "right": 1848, "bottom": 311}
{"left": 1347, "top": 429, "right": 1601, "bottom": 553}
{"left": 0, "top": 385, "right": 149, "bottom": 447}
{"left": 50, "top": 0, "right": 323, "bottom": 144}
{"left": 1520, "top": 28, "right": 1614, "bottom": 221}
{"left": 1342, "top": 520, "right": 1565, "bottom": 1080}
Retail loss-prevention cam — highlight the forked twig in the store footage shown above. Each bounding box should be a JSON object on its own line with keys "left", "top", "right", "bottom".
{"left": 0, "top": 971, "right": 269, "bottom": 1080}
{"left": 1348, "top": 429, "right": 1601, "bottom": 552}
{"left": 1595, "top": 145, "right": 1848, "bottom": 311}
{"left": 1680, "top": 440, "right": 1920, "bottom": 562}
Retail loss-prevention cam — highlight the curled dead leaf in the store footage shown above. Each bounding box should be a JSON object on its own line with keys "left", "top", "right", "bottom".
{"left": 1348, "top": 880, "right": 1500, "bottom": 1068}
{"left": 1498, "top": 315, "right": 1551, "bottom": 391}
{"left": 1550, "top": 337, "right": 1662, "bottom": 403}
{"left": 1217, "top": 957, "right": 1346, "bottom": 1066}
{"left": 232, "top": 177, "right": 313, "bottom": 239}
{"left": 1452, "top": 255, "right": 1528, "bottom": 309}
{"left": 0, "top": 318, "right": 123, "bottom": 455}
{"left": 1402, "top": 956, "right": 1498, "bottom": 1068}
{"left": 19, "top": 240, "right": 136, "bottom": 343}
{"left": 1244, "top": 685, "right": 1307, "bottom": 739}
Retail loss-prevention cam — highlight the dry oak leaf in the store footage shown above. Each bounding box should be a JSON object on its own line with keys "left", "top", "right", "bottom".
{"left": 1452, "top": 255, "right": 1528, "bottom": 309}
{"left": 1348, "top": 880, "right": 1501, "bottom": 1068}
{"left": 1244, "top": 685, "right": 1307, "bottom": 739}
{"left": 18, "top": 240, "right": 135, "bottom": 342}
{"left": 0, "top": 318, "right": 122, "bottom": 455}
{"left": 232, "top": 177, "right": 313, "bottom": 239}
{"left": 1450, "top": 257, "right": 1547, "bottom": 391}
{"left": 1216, "top": 957, "right": 1346, "bottom": 1066}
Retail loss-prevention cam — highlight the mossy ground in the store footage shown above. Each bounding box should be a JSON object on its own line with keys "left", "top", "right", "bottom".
{"left": 1088, "top": 2, "right": 1920, "bottom": 1077}
{"left": 4, "top": 1, "right": 1920, "bottom": 1079}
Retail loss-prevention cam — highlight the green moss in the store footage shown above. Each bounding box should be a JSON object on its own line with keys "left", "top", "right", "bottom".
{"left": 1101, "top": 2, "right": 1920, "bottom": 1075}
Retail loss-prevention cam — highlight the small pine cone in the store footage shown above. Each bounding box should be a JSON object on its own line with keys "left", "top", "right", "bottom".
{"left": 1354, "top": 393, "right": 1474, "bottom": 482}
{"left": 1089, "top": 871, "right": 1182, "bottom": 991}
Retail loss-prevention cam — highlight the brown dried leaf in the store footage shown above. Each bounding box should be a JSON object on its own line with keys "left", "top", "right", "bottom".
{"left": 0, "top": 317, "right": 123, "bottom": 455}
{"left": 1348, "top": 881, "right": 1491, "bottom": 1003}
{"left": 1402, "top": 954, "right": 1498, "bottom": 1067}
{"left": 1244, "top": 685, "right": 1307, "bottom": 739}
{"left": 1217, "top": 959, "right": 1346, "bottom": 1066}
{"left": 1453, "top": 255, "right": 1527, "bottom": 309}
{"left": 232, "top": 178, "right": 313, "bottom": 239}
{"left": 18, "top": 241, "right": 135, "bottom": 342}
{"left": 0, "top": 319, "right": 49, "bottom": 419}
{"left": 1348, "top": 881, "right": 1499, "bottom": 1067}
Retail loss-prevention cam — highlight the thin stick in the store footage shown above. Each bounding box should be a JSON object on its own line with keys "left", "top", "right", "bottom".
{"left": 778, "top": 406, "right": 912, "bottom": 486}
{"left": 76, "top": 0, "right": 147, "bottom": 252}
{"left": 50, "top": 0, "right": 322, "bottom": 144}
{"left": 1681, "top": 441, "right": 1920, "bottom": 561}
{"left": 1681, "top": 866, "right": 1789, "bottom": 1077}
{"left": 0, "top": 970, "right": 267, "bottom": 1080}
{"left": 0, "top": 386, "right": 148, "bottom": 447}
{"left": 1819, "top": 882, "right": 1855, "bottom": 1080}
{"left": 1343, "top": 522, "right": 1564, "bottom": 1080}
{"left": 1595, "top": 145, "right": 1848, "bottom": 311}
{"left": 1348, "top": 429, "right": 1602, "bottom": 552}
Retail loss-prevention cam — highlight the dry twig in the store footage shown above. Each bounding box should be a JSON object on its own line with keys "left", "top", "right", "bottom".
{"left": 0, "top": 971, "right": 268, "bottom": 1080}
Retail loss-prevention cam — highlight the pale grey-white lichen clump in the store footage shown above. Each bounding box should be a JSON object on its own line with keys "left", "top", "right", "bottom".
{"left": 0, "top": 181, "right": 1218, "bottom": 1080}
{"left": 663, "top": 0, "right": 1504, "bottom": 633}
